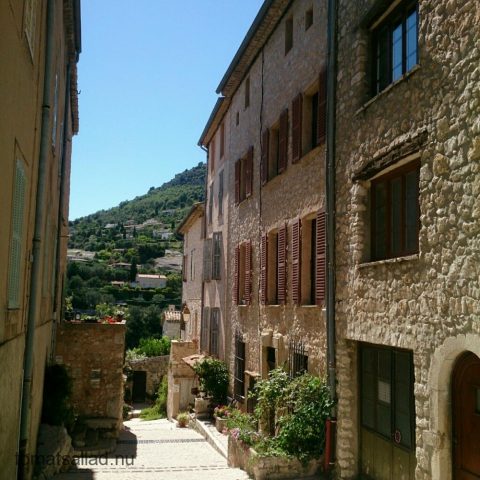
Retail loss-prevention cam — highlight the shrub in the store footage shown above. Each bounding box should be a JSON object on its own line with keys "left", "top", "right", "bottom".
{"left": 140, "top": 375, "right": 168, "bottom": 421}
{"left": 123, "top": 404, "right": 132, "bottom": 420}
{"left": 193, "top": 357, "right": 229, "bottom": 399}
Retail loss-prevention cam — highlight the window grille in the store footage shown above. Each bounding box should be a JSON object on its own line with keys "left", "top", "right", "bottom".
{"left": 288, "top": 339, "right": 308, "bottom": 379}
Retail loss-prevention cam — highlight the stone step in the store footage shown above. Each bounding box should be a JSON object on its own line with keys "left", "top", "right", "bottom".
{"left": 84, "top": 428, "right": 99, "bottom": 447}
{"left": 73, "top": 438, "right": 116, "bottom": 458}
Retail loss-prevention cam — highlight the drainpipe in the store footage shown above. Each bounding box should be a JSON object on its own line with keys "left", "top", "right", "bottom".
{"left": 18, "top": 0, "right": 56, "bottom": 477}
{"left": 325, "top": 0, "right": 338, "bottom": 472}
{"left": 50, "top": 62, "right": 72, "bottom": 362}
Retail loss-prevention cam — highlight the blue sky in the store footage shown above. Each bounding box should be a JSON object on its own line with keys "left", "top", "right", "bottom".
{"left": 69, "top": 0, "right": 264, "bottom": 220}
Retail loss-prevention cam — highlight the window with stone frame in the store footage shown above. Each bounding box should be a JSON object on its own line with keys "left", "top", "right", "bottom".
{"left": 371, "top": 1, "right": 418, "bottom": 96}
{"left": 360, "top": 344, "right": 415, "bottom": 478}
{"left": 235, "top": 147, "right": 253, "bottom": 205}
{"left": 262, "top": 109, "right": 288, "bottom": 186}
{"left": 371, "top": 160, "right": 420, "bottom": 261}
{"left": 234, "top": 333, "right": 246, "bottom": 401}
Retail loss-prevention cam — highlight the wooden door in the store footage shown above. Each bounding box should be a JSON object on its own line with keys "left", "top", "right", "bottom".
{"left": 453, "top": 352, "right": 480, "bottom": 479}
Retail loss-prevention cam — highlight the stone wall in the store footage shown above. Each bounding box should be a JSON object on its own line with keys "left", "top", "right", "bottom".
{"left": 224, "top": 0, "right": 329, "bottom": 402}
{"left": 126, "top": 355, "right": 169, "bottom": 397}
{"left": 334, "top": 0, "right": 480, "bottom": 478}
{"left": 167, "top": 341, "right": 198, "bottom": 419}
{"left": 55, "top": 322, "right": 126, "bottom": 422}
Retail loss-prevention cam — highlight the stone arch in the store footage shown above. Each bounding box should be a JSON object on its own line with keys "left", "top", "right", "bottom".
{"left": 428, "top": 334, "right": 480, "bottom": 480}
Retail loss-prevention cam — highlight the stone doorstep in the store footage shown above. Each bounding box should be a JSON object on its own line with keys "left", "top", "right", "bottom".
{"left": 73, "top": 438, "right": 116, "bottom": 458}
{"left": 194, "top": 417, "right": 228, "bottom": 459}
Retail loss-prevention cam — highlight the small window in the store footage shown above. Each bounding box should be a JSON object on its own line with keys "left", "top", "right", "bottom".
{"left": 285, "top": 16, "right": 293, "bottom": 55}
{"left": 236, "top": 111, "right": 240, "bottom": 126}
{"left": 305, "top": 6, "right": 313, "bottom": 30}
{"left": 245, "top": 77, "right": 250, "bottom": 109}
{"left": 371, "top": 160, "right": 420, "bottom": 261}
{"left": 267, "top": 347, "right": 276, "bottom": 372}
{"left": 208, "top": 183, "right": 213, "bottom": 225}
{"left": 218, "top": 170, "right": 224, "bottom": 217}
{"left": 372, "top": 2, "right": 418, "bottom": 96}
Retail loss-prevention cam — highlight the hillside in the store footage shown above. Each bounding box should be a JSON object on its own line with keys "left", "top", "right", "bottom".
{"left": 68, "top": 162, "right": 206, "bottom": 252}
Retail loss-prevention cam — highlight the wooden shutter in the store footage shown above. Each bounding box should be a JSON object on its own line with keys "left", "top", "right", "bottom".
{"left": 182, "top": 255, "right": 188, "bottom": 282}
{"left": 8, "top": 159, "right": 27, "bottom": 309}
{"left": 213, "top": 232, "right": 222, "bottom": 279}
{"left": 291, "top": 218, "right": 302, "bottom": 306}
{"left": 218, "top": 170, "right": 224, "bottom": 217}
{"left": 315, "top": 208, "right": 326, "bottom": 306}
{"left": 210, "top": 309, "right": 219, "bottom": 356}
{"left": 201, "top": 307, "right": 210, "bottom": 352}
{"left": 245, "top": 239, "right": 252, "bottom": 305}
{"left": 292, "top": 94, "right": 303, "bottom": 163}
{"left": 235, "top": 159, "right": 240, "bottom": 206}
{"left": 203, "top": 238, "right": 212, "bottom": 281}
{"left": 210, "top": 140, "right": 215, "bottom": 173}
{"left": 262, "top": 129, "right": 269, "bottom": 186}
{"left": 246, "top": 146, "right": 253, "bottom": 198}
{"left": 278, "top": 109, "right": 288, "bottom": 173}
{"left": 261, "top": 233, "right": 268, "bottom": 305}
{"left": 317, "top": 69, "right": 327, "bottom": 145}
{"left": 277, "top": 224, "right": 287, "bottom": 305}
{"left": 220, "top": 123, "right": 225, "bottom": 158}
{"left": 234, "top": 245, "right": 240, "bottom": 304}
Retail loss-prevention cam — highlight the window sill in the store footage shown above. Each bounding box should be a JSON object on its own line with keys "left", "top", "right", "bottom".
{"left": 356, "top": 64, "right": 420, "bottom": 116}
{"left": 357, "top": 253, "right": 419, "bottom": 269}
{"left": 265, "top": 304, "right": 282, "bottom": 308}
{"left": 300, "top": 304, "right": 319, "bottom": 308}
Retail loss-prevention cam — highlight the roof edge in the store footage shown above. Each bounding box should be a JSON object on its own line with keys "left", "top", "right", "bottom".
{"left": 176, "top": 202, "right": 204, "bottom": 235}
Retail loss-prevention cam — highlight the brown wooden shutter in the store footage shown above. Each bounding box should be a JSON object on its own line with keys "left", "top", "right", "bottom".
{"left": 246, "top": 146, "right": 253, "bottom": 198}
{"left": 245, "top": 239, "right": 252, "bottom": 305}
{"left": 261, "top": 233, "right": 268, "bottom": 305}
{"left": 317, "top": 69, "right": 327, "bottom": 145}
{"left": 292, "top": 94, "right": 303, "bottom": 164}
{"left": 278, "top": 108, "right": 288, "bottom": 173}
{"left": 315, "top": 208, "right": 326, "bottom": 306}
{"left": 291, "top": 218, "right": 302, "bottom": 306}
{"left": 210, "top": 141, "right": 215, "bottom": 173}
{"left": 277, "top": 223, "right": 287, "bottom": 305}
{"left": 235, "top": 159, "right": 240, "bottom": 206}
{"left": 262, "top": 129, "right": 269, "bottom": 186}
{"left": 234, "top": 245, "right": 239, "bottom": 304}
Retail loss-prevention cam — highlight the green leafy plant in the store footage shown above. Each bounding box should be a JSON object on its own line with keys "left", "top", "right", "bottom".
{"left": 193, "top": 357, "right": 229, "bottom": 399}
{"left": 123, "top": 403, "right": 132, "bottom": 420}
{"left": 140, "top": 375, "right": 168, "bottom": 421}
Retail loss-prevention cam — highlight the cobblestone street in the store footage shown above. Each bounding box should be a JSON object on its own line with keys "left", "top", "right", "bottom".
{"left": 55, "top": 418, "right": 250, "bottom": 479}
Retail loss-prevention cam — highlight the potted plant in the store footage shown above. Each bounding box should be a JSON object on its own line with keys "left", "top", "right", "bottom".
{"left": 213, "top": 405, "right": 231, "bottom": 433}
{"left": 64, "top": 296, "right": 74, "bottom": 321}
{"left": 177, "top": 412, "right": 190, "bottom": 428}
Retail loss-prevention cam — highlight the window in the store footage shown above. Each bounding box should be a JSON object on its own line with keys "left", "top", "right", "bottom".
{"left": 266, "top": 347, "right": 276, "bottom": 372}
{"left": 234, "top": 240, "right": 251, "bottom": 305}
{"left": 236, "top": 111, "right": 240, "bottom": 126}
{"left": 245, "top": 77, "right": 250, "bottom": 109}
{"left": 371, "top": 160, "right": 420, "bottom": 261}
{"left": 305, "top": 6, "right": 313, "bottom": 30}
{"left": 261, "top": 225, "right": 286, "bottom": 306}
{"left": 234, "top": 333, "right": 246, "bottom": 401}
{"left": 8, "top": 159, "right": 27, "bottom": 309}
{"left": 203, "top": 238, "right": 212, "bottom": 282}
{"left": 289, "top": 339, "right": 308, "bottom": 379}
{"left": 210, "top": 140, "right": 215, "bottom": 173}
{"left": 190, "top": 249, "right": 195, "bottom": 280}
{"left": 201, "top": 307, "right": 210, "bottom": 352}
{"left": 235, "top": 146, "right": 253, "bottom": 205}
{"left": 360, "top": 345, "right": 415, "bottom": 478}
{"left": 182, "top": 254, "right": 187, "bottom": 282}
{"left": 262, "top": 109, "right": 288, "bottom": 185}
{"left": 285, "top": 15, "right": 293, "bottom": 55}
{"left": 218, "top": 170, "right": 224, "bottom": 217}
{"left": 220, "top": 123, "right": 225, "bottom": 158}
{"left": 210, "top": 308, "right": 220, "bottom": 356}
{"left": 208, "top": 183, "right": 213, "bottom": 225}
{"left": 372, "top": 2, "right": 418, "bottom": 96}
{"left": 292, "top": 209, "right": 326, "bottom": 306}
{"left": 212, "top": 232, "right": 222, "bottom": 280}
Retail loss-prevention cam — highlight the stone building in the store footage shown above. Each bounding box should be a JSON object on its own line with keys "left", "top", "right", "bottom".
{"left": 177, "top": 202, "right": 204, "bottom": 341}
{"left": 198, "top": 98, "right": 232, "bottom": 360}
{"left": 0, "top": 0, "right": 81, "bottom": 477}
{"left": 200, "top": 0, "right": 330, "bottom": 409}
{"left": 333, "top": 0, "right": 480, "bottom": 479}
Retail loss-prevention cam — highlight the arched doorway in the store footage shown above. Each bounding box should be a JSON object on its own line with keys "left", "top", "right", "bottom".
{"left": 453, "top": 352, "right": 480, "bottom": 479}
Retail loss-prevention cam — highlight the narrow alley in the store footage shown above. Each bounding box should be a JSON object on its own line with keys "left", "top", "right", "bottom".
{"left": 55, "top": 418, "right": 250, "bottom": 480}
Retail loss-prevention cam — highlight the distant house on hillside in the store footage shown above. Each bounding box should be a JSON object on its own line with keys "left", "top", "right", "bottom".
{"left": 143, "top": 219, "right": 163, "bottom": 227}
{"left": 153, "top": 230, "right": 173, "bottom": 239}
{"left": 131, "top": 274, "right": 167, "bottom": 290}
{"left": 125, "top": 220, "right": 135, "bottom": 226}
{"left": 105, "top": 223, "right": 116, "bottom": 229}
{"left": 109, "top": 262, "right": 131, "bottom": 270}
